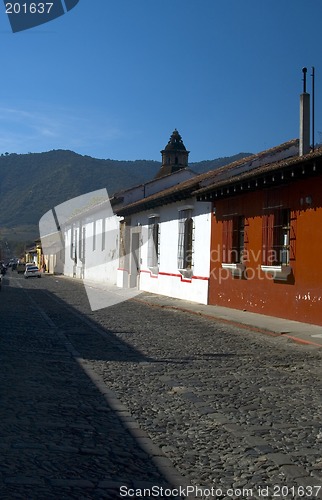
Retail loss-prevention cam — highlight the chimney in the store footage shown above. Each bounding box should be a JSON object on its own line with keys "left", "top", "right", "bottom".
{"left": 299, "top": 67, "right": 310, "bottom": 156}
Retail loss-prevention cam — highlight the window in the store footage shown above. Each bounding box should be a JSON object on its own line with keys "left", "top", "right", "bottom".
{"left": 93, "top": 221, "right": 96, "bottom": 251}
{"left": 70, "top": 225, "right": 74, "bottom": 260}
{"left": 70, "top": 225, "right": 77, "bottom": 263}
{"left": 178, "top": 209, "right": 194, "bottom": 270}
{"left": 222, "top": 215, "right": 245, "bottom": 264}
{"left": 101, "top": 218, "right": 106, "bottom": 251}
{"left": 235, "top": 216, "right": 245, "bottom": 263}
{"left": 262, "top": 209, "right": 290, "bottom": 266}
{"left": 79, "top": 225, "right": 85, "bottom": 262}
{"left": 274, "top": 209, "right": 290, "bottom": 265}
{"left": 148, "top": 216, "right": 160, "bottom": 270}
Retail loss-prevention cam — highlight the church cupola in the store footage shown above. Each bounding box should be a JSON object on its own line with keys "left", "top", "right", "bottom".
{"left": 155, "top": 129, "right": 189, "bottom": 179}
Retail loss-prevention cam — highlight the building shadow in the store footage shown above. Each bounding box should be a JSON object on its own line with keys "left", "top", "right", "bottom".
{"left": 0, "top": 278, "right": 186, "bottom": 499}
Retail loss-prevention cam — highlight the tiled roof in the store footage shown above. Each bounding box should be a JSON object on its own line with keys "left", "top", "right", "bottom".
{"left": 195, "top": 139, "right": 299, "bottom": 190}
{"left": 116, "top": 139, "right": 300, "bottom": 215}
{"left": 195, "top": 144, "right": 322, "bottom": 197}
{"left": 63, "top": 139, "right": 318, "bottom": 221}
{"left": 115, "top": 178, "right": 199, "bottom": 216}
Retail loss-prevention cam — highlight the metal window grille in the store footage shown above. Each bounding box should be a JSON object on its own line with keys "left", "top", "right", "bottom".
{"left": 72, "top": 227, "right": 78, "bottom": 263}
{"left": 148, "top": 217, "right": 160, "bottom": 268}
{"left": 101, "top": 218, "right": 106, "bottom": 252}
{"left": 262, "top": 209, "right": 290, "bottom": 265}
{"left": 78, "top": 224, "right": 83, "bottom": 261}
{"left": 223, "top": 216, "right": 246, "bottom": 264}
{"left": 70, "top": 225, "right": 74, "bottom": 260}
{"left": 232, "top": 216, "right": 245, "bottom": 264}
{"left": 177, "top": 210, "right": 194, "bottom": 269}
{"left": 93, "top": 221, "right": 96, "bottom": 251}
{"left": 70, "top": 225, "right": 78, "bottom": 263}
{"left": 222, "top": 218, "right": 233, "bottom": 263}
{"left": 79, "top": 226, "right": 85, "bottom": 262}
{"left": 273, "top": 209, "right": 290, "bottom": 265}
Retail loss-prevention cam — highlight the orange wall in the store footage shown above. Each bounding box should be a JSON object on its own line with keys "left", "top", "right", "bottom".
{"left": 209, "top": 177, "right": 322, "bottom": 325}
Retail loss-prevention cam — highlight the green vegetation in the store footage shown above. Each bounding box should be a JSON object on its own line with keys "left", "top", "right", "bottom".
{"left": 0, "top": 149, "right": 251, "bottom": 248}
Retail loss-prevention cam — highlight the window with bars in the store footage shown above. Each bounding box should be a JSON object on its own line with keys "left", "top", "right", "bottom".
{"left": 148, "top": 216, "right": 160, "bottom": 269}
{"left": 101, "top": 218, "right": 106, "bottom": 252}
{"left": 79, "top": 225, "right": 85, "bottom": 262}
{"left": 222, "top": 215, "right": 245, "bottom": 264}
{"left": 70, "top": 225, "right": 74, "bottom": 260}
{"left": 92, "top": 221, "right": 96, "bottom": 251}
{"left": 70, "top": 226, "right": 78, "bottom": 263}
{"left": 177, "top": 209, "right": 194, "bottom": 270}
{"left": 262, "top": 209, "right": 291, "bottom": 265}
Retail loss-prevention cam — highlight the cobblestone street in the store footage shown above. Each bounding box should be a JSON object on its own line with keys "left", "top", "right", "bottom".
{"left": 1, "top": 271, "right": 322, "bottom": 500}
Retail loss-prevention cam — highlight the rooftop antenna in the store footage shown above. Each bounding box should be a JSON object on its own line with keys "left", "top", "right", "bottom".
{"left": 311, "top": 66, "right": 315, "bottom": 151}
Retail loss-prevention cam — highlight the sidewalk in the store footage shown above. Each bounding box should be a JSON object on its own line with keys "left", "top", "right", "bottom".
{"left": 134, "top": 292, "right": 322, "bottom": 349}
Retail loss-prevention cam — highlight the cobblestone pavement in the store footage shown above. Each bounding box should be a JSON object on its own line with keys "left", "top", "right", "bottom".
{"left": 1, "top": 272, "right": 322, "bottom": 500}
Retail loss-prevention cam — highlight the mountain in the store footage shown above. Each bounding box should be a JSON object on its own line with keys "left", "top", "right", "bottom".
{"left": 0, "top": 149, "right": 251, "bottom": 249}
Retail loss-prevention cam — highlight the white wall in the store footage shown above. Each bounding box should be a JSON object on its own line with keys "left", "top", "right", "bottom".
{"left": 127, "top": 198, "right": 212, "bottom": 304}
{"left": 63, "top": 210, "right": 120, "bottom": 284}
{"left": 62, "top": 193, "right": 212, "bottom": 305}
{"left": 64, "top": 226, "right": 78, "bottom": 278}
{"left": 41, "top": 231, "right": 64, "bottom": 274}
{"left": 114, "top": 169, "right": 196, "bottom": 207}
{"left": 83, "top": 213, "right": 119, "bottom": 284}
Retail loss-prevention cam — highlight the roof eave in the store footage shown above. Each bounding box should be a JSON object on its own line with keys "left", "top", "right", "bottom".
{"left": 195, "top": 154, "right": 322, "bottom": 202}
{"left": 116, "top": 188, "right": 195, "bottom": 216}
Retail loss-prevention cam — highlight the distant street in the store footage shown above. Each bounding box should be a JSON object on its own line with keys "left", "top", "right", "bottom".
{"left": 1, "top": 271, "right": 322, "bottom": 500}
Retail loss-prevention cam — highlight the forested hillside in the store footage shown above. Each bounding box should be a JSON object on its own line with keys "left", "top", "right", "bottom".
{"left": 0, "top": 149, "right": 251, "bottom": 251}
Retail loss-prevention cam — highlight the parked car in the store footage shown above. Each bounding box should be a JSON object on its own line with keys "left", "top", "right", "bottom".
{"left": 24, "top": 266, "right": 41, "bottom": 279}
{"left": 25, "top": 262, "right": 36, "bottom": 270}
{"left": 16, "top": 262, "right": 26, "bottom": 274}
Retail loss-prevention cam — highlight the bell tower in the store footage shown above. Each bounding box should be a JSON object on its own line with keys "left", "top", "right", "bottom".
{"left": 155, "top": 129, "right": 189, "bottom": 179}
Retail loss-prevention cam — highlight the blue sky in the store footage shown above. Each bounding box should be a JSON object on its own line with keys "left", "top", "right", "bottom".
{"left": 1, "top": 1, "right": 322, "bottom": 162}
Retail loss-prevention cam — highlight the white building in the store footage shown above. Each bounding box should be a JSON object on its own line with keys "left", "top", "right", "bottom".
{"left": 61, "top": 131, "right": 200, "bottom": 295}
{"left": 117, "top": 195, "right": 212, "bottom": 304}
{"left": 43, "top": 130, "right": 213, "bottom": 305}
{"left": 40, "top": 131, "right": 300, "bottom": 309}
{"left": 115, "top": 130, "right": 212, "bottom": 304}
{"left": 63, "top": 195, "right": 119, "bottom": 283}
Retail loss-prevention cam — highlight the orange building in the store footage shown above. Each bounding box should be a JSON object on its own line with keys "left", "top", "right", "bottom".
{"left": 196, "top": 145, "right": 322, "bottom": 326}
